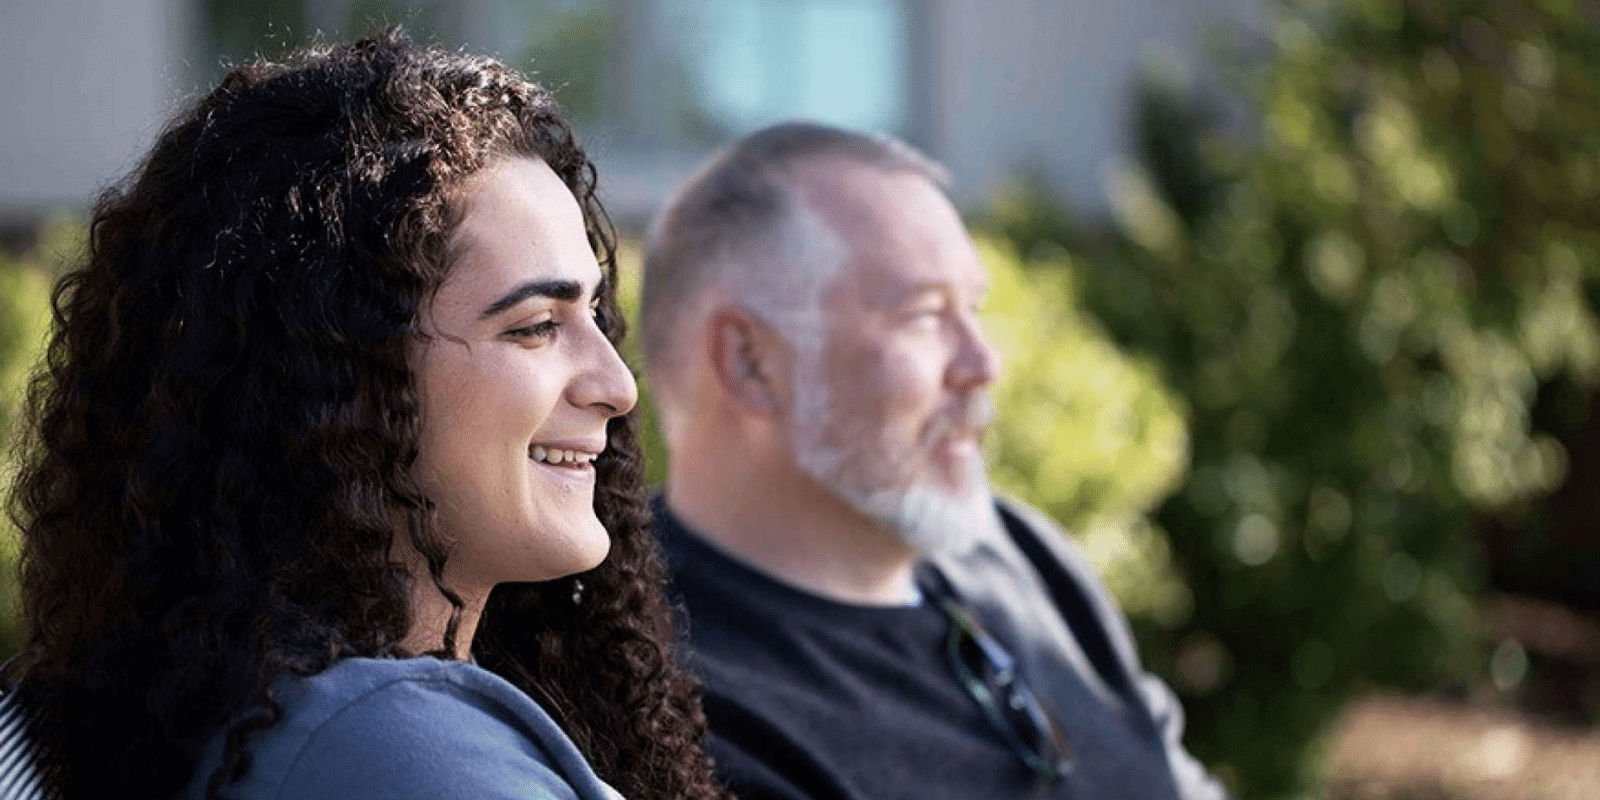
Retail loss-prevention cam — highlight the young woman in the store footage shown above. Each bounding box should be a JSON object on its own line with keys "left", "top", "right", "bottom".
{"left": 5, "top": 30, "right": 729, "bottom": 800}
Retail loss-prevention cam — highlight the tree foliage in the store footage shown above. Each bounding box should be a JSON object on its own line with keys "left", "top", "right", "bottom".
{"left": 0, "top": 237, "right": 57, "bottom": 660}
{"left": 993, "top": 0, "right": 1600, "bottom": 796}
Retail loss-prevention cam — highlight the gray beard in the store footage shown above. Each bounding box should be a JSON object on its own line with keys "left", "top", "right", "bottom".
{"left": 851, "top": 455, "right": 994, "bottom": 558}
{"left": 789, "top": 381, "right": 995, "bottom": 559}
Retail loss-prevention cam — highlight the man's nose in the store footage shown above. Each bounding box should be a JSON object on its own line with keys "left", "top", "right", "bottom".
{"left": 948, "top": 311, "right": 1000, "bottom": 391}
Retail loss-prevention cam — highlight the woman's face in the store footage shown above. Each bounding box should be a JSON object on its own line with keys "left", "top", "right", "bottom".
{"left": 411, "top": 157, "right": 636, "bottom": 600}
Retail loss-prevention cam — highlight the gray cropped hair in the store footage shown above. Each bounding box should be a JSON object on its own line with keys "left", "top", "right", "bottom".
{"left": 640, "top": 120, "right": 949, "bottom": 393}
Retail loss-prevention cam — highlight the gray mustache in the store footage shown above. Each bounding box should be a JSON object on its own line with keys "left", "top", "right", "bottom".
{"left": 922, "top": 394, "right": 995, "bottom": 444}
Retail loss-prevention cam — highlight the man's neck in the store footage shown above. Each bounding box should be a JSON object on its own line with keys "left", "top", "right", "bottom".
{"left": 666, "top": 461, "right": 922, "bottom": 606}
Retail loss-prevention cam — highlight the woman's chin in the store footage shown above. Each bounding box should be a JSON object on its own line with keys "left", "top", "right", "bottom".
{"left": 544, "top": 517, "right": 613, "bottom": 579}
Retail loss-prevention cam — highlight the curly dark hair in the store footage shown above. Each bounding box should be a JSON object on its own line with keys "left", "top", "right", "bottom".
{"left": 6, "top": 29, "right": 730, "bottom": 800}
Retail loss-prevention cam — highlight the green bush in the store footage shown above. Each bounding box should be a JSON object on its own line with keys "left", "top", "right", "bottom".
{"left": 979, "top": 238, "right": 1196, "bottom": 626}
{"left": 0, "top": 239, "right": 58, "bottom": 661}
{"left": 990, "top": 0, "right": 1600, "bottom": 796}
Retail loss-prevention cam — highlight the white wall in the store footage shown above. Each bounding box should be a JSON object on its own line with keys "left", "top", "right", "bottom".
{"left": 928, "top": 0, "right": 1263, "bottom": 212}
{"left": 0, "top": 0, "right": 189, "bottom": 221}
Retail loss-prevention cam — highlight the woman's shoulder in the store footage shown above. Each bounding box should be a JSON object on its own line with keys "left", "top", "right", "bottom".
{"left": 276, "top": 656, "right": 537, "bottom": 724}
{"left": 201, "top": 657, "right": 620, "bottom": 800}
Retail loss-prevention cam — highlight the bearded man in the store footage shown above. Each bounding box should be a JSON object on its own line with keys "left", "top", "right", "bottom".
{"left": 640, "top": 121, "right": 1228, "bottom": 800}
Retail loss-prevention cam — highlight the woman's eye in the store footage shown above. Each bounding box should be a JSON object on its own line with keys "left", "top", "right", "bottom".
{"left": 508, "top": 320, "right": 559, "bottom": 341}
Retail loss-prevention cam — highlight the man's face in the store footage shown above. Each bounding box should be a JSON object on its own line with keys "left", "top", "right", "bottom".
{"left": 785, "top": 164, "right": 1001, "bottom": 557}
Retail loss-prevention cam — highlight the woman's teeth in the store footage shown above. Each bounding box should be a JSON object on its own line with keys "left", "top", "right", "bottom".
{"left": 529, "top": 445, "right": 597, "bottom": 466}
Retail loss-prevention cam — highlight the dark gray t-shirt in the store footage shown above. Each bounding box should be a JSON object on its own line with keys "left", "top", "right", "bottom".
{"left": 657, "top": 496, "right": 1229, "bottom": 800}
{"left": 185, "top": 657, "right": 624, "bottom": 800}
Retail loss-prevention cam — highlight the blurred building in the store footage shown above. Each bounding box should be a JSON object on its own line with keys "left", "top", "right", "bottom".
{"left": 0, "top": 0, "right": 1262, "bottom": 231}
{"left": 0, "top": 0, "right": 192, "bottom": 230}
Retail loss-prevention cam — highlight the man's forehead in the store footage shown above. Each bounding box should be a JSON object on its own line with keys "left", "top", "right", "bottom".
{"left": 790, "top": 157, "right": 926, "bottom": 217}
{"left": 794, "top": 162, "right": 986, "bottom": 300}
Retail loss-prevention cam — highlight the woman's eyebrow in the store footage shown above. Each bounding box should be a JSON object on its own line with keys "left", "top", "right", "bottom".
{"left": 479, "top": 278, "right": 584, "bottom": 319}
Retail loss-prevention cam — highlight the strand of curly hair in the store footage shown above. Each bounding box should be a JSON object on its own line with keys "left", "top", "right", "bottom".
{"left": 7, "top": 29, "right": 731, "bottom": 800}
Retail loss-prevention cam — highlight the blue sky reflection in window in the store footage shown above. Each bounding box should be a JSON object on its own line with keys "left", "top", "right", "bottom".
{"left": 671, "top": 0, "right": 909, "bottom": 137}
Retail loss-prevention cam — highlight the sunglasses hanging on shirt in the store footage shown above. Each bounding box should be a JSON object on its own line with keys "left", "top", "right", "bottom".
{"left": 922, "top": 569, "right": 1074, "bottom": 785}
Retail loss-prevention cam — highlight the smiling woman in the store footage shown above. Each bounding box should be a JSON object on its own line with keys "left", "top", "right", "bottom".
{"left": 406, "top": 158, "right": 638, "bottom": 652}
{"left": 2, "top": 30, "right": 729, "bottom": 800}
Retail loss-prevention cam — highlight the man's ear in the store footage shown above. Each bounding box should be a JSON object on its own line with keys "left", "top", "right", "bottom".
{"left": 705, "top": 305, "right": 790, "bottom": 416}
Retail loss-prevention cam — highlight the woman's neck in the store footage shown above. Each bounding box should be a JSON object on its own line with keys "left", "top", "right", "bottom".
{"left": 402, "top": 579, "right": 485, "bottom": 659}
{"left": 391, "top": 533, "right": 485, "bottom": 659}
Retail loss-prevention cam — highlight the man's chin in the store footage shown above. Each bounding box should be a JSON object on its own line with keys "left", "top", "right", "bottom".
{"left": 795, "top": 436, "right": 994, "bottom": 557}
{"left": 874, "top": 479, "right": 994, "bottom": 559}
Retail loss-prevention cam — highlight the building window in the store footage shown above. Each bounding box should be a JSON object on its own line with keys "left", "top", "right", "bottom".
{"left": 666, "top": 0, "right": 911, "bottom": 139}
{"left": 525, "top": 0, "right": 914, "bottom": 150}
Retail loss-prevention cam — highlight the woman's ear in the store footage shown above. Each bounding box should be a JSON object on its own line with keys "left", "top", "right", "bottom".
{"left": 705, "top": 304, "right": 792, "bottom": 417}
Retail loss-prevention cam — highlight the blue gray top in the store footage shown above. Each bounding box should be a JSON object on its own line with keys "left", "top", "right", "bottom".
{"left": 185, "top": 657, "right": 625, "bottom": 800}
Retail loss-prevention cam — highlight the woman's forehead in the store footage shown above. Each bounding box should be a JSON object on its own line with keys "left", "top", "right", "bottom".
{"left": 440, "top": 158, "right": 600, "bottom": 302}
